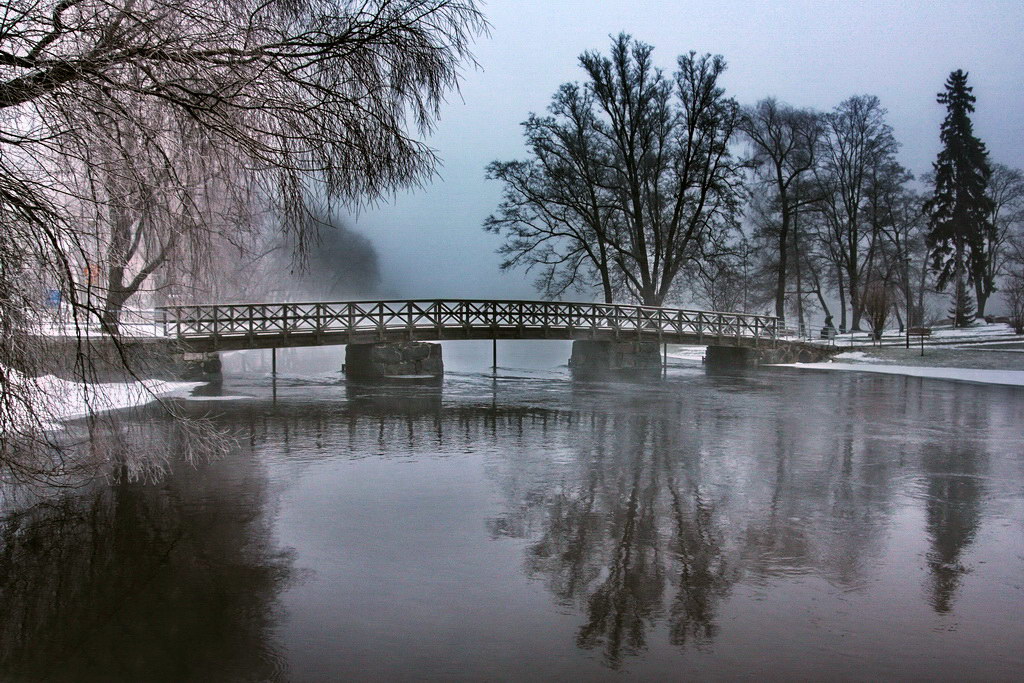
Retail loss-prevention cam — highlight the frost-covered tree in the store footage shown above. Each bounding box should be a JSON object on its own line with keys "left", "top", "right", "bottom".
{"left": 0, "top": 0, "right": 485, "bottom": 479}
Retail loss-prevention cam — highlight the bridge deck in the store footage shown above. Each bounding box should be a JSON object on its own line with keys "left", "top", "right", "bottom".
{"left": 157, "top": 299, "right": 779, "bottom": 353}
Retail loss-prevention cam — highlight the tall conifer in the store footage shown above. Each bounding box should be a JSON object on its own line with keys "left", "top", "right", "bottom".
{"left": 924, "top": 70, "right": 994, "bottom": 327}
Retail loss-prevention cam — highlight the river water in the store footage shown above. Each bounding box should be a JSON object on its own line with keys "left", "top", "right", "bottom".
{"left": 2, "top": 352, "right": 1023, "bottom": 680}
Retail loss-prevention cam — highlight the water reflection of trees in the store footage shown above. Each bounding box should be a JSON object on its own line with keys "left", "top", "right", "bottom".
{"left": 183, "top": 374, "right": 1005, "bottom": 669}
{"left": 512, "top": 414, "right": 738, "bottom": 667}
{"left": 479, "top": 375, "right": 995, "bottom": 667}
{"left": 231, "top": 394, "right": 745, "bottom": 668}
{"left": 0, "top": 420, "right": 296, "bottom": 681}
{"left": 924, "top": 448, "right": 983, "bottom": 614}
{"left": 918, "top": 385, "right": 990, "bottom": 614}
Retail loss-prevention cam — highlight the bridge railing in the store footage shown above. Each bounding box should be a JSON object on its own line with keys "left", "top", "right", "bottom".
{"left": 157, "top": 299, "right": 778, "bottom": 344}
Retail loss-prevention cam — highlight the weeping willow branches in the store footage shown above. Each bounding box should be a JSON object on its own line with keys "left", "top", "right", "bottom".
{"left": 0, "top": 0, "right": 486, "bottom": 479}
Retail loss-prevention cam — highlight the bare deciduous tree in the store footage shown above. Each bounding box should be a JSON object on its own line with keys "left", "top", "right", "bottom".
{"left": 0, "top": 0, "right": 485, "bottom": 478}
{"left": 974, "top": 163, "right": 1024, "bottom": 317}
{"left": 812, "top": 95, "right": 901, "bottom": 331}
{"left": 861, "top": 279, "right": 892, "bottom": 341}
{"left": 740, "top": 98, "right": 822, "bottom": 323}
{"left": 1004, "top": 233, "right": 1024, "bottom": 334}
{"left": 486, "top": 34, "right": 744, "bottom": 307}
{"left": 687, "top": 235, "right": 757, "bottom": 314}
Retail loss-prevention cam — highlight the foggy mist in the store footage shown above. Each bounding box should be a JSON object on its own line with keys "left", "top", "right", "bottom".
{"left": 276, "top": 214, "right": 383, "bottom": 301}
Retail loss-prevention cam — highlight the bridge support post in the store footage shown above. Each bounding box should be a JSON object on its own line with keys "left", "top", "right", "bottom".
{"left": 345, "top": 342, "right": 443, "bottom": 382}
{"left": 569, "top": 340, "right": 661, "bottom": 379}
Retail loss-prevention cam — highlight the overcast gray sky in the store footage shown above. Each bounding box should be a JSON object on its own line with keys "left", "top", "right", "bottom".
{"left": 354, "top": 0, "right": 1024, "bottom": 301}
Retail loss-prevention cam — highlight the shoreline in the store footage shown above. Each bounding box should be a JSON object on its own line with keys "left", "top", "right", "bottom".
{"left": 774, "top": 361, "right": 1024, "bottom": 388}
{"left": 776, "top": 344, "right": 1024, "bottom": 387}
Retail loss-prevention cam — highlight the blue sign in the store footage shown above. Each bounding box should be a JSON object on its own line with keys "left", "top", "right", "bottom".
{"left": 45, "top": 289, "right": 61, "bottom": 307}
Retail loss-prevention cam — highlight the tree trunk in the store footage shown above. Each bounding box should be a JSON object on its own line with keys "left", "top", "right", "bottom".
{"left": 916, "top": 261, "right": 928, "bottom": 327}
{"left": 813, "top": 288, "right": 832, "bottom": 323}
{"left": 775, "top": 202, "right": 790, "bottom": 323}
{"left": 793, "top": 205, "right": 804, "bottom": 335}
{"left": 903, "top": 258, "right": 914, "bottom": 328}
{"left": 838, "top": 268, "right": 848, "bottom": 332}
{"left": 848, "top": 269, "right": 863, "bottom": 331}
{"left": 953, "top": 242, "right": 971, "bottom": 327}
{"left": 974, "top": 279, "right": 988, "bottom": 319}
{"left": 101, "top": 289, "right": 130, "bottom": 336}
{"left": 598, "top": 241, "right": 614, "bottom": 304}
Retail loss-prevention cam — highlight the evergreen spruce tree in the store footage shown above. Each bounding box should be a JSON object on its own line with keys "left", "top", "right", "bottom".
{"left": 924, "top": 70, "right": 994, "bottom": 327}
{"left": 948, "top": 278, "right": 976, "bottom": 327}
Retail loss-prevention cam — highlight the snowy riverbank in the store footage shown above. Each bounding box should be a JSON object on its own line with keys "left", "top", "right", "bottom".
{"left": 780, "top": 324, "right": 1024, "bottom": 387}
{"left": 779, "top": 362, "right": 1024, "bottom": 387}
{"left": 667, "top": 321, "right": 1024, "bottom": 387}
{"left": 17, "top": 374, "right": 202, "bottom": 430}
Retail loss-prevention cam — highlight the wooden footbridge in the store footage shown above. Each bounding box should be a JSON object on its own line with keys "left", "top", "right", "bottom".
{"left": 157, "top": 299, "right": 781, "bottom": 352}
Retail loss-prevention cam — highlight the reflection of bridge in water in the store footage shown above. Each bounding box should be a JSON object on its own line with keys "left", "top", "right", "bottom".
{"left": 157, "top": 299, "right": 834, "bottom": 378}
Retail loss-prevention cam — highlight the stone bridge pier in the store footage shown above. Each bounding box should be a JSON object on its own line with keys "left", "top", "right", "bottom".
{"left": 344, "top": 342, "right": 443, "bottom": 382}
{"left": 174, "top": 351, "right": 222, "bottom": 380}
{"left": 569, "top": 340, "right": 662, "bottom": 379}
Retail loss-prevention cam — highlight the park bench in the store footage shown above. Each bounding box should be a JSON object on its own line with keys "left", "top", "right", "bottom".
{"left": 907, "top": 327, "right": 932, "bottom": 337}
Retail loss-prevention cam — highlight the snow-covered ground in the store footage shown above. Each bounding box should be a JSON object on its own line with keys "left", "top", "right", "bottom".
{"left": 666, "top": 346, "right": 708, "bottom": 363}
{"left": 37, "top": 308, "right": 167, "bottom": 338}
{"left": 778, "top": 321, "right": 1024, "bottom": 387}
{"left": 782, "top": 321, "right": 1022, "bottom": 347}
{"left": 668, "top": 322, "right": 1024, "bottom": 387}
{"left": 929, "top": 323, "right": 1019, "bottom": 340}
{"left": 832, "top": 350, "right": 892, "bottom": 363}
{"left": 12, "top": 373, "right": 201, "bottom": 431}
{"left": 783, "top": 363, "right": 1024, "bottom": 387}
{"left": 39, "top": 321, "right": 167, "bottom": 338}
